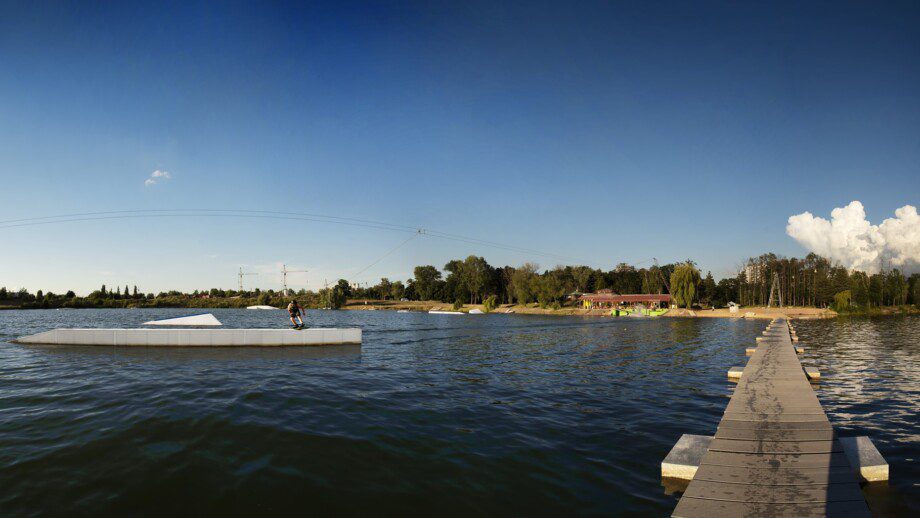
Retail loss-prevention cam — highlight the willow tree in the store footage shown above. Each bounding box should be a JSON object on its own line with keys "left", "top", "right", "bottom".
{"left": 670, "top": 263, "right": 701, "bottom": 308}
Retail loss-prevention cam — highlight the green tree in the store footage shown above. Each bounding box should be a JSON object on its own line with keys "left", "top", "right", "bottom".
{"left": 535, "top": 274, "right": 564, "bottom": 308}
{"left": 376, "top": 278, "right": 393, "bottom": 299}
{"left": 335, "top": 279, "right": 351, "bottom": 299}
{"left": 670, "top": 263, "right": 701, "bottom": 308}
{"left": 511, "top": 262, "right": 539, "bottom": 304}
{"left": 500, "top": 266, "right": 516, "bottom": 303}
{"left": 849, "top": 271, "right": 870, "bottom": 308}
{"left": 572, "top": 266, "right": 593, "bottom": 292}
{"left": 390, "top": 281, "right": 406, "bottom": 300}
{"left": 463, "top": 255, "right": 490, "bottom": 304}
{"left": 483, "top": 295, "right": 498, "bottom": 312}
{"left": 413, "top": 265, "right": 441, "bottom": 301}
{"left": 642, "top": 267, "right": 663, "bottom": 294}
{"left": 910, "top": 274, "right": 920, "bottom": 306}
{"left": 832, "top": 290, "right": 852, "bottom": 312}
{"left": 443, "top": 260, "right": 468, "bottom": 303}
{"left": 869, "top": 274, "right": 885, "bottom": 307}
{"left": 699, "top": 271, "right": 717, "bottom": 306}
{"left": 886, "top": 270, "right": 908, "bottom": 305}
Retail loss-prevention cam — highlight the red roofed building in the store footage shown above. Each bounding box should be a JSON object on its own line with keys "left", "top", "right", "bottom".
{"left": 578, "top": 293, "right": 671, "bottom": 309}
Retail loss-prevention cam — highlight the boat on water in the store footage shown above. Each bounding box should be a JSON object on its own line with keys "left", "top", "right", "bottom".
{"left": 246, "top": 305, "right": 278, "bottom": 310}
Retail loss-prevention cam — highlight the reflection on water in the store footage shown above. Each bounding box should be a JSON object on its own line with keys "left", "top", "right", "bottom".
{"left": 29, "top": 343, "right": 362, "bottom": 362}
{"left": 796, "top": 316, "right": 919, "bottom": 514}
{"left": 0, "top": 310, "right": 916, "bottom": 515}
{"left": 661, "top": 476, "right": 691, "bottom": 496}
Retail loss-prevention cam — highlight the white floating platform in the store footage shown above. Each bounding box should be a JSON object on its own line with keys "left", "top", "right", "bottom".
{"left": 429, "top": 310, "right": 464, "bottom": 315}
{"left": 246, "top": 305, "right": 279, "bottom": 310}
{"left": 13, "top": 328, "right": 361, "bottom": 347}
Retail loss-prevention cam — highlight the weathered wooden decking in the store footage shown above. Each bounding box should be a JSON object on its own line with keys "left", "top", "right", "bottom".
{"left": 673, "top": 318, "right": 870, "bottom": 517}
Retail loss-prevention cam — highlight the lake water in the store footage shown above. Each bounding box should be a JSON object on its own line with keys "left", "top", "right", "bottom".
{"left": 0, "top": 309, "right": 916, "bottom": 515}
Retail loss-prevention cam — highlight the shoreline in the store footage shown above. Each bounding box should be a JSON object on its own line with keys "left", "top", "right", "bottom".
{"left": 4, "top": 300, "right": 917, "bottom": 319}
{"left": 342, "top": 300, "right": 842, "bottom": 320}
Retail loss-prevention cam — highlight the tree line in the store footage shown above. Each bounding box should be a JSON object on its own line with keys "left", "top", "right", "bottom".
{"left": 724, "top": 253, "right": 919, "bottom": 311}
{"left": 2, "top": 252, "right": 919, "bottom": 311}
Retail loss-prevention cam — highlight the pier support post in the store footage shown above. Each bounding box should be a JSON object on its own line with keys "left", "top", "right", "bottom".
{"left": 804, "top": 366, "right": 821, "bottom": 380}
{"left": 659, "top": 434, "right": 885, "bottom": 483}
{"left": 839, "top": 436, "right": 889, "bottom": 482}
{"left": 662, "top": 434, "right": 712, "bottom": 480}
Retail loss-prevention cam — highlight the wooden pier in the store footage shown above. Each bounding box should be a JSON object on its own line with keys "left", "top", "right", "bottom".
{"left": 672, "top": 318, "right": 871, "bottom": 517}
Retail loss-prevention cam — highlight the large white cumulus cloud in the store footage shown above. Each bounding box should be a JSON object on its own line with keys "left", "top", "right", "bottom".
{"left": 786, "top": 201, "right": 920, "bottom": 274}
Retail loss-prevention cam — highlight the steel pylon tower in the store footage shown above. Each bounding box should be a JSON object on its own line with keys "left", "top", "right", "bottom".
{"left": 767, "top": 272, "right": 784, "bottom": 308}
{"left": 238, "top": 267, "right": 257, "bottom": 292}
{"left": 281, "top": 264, "right": 308, "bottom": 296}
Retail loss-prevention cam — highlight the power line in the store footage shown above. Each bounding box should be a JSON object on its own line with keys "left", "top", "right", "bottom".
{"left": 0, "top": 209, "right": 597, "bottom": 264}
{"left": 352, "top": 229, "right": 424, "bottom": 280}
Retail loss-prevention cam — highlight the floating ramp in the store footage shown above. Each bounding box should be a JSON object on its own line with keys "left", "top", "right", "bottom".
{"left": 143, "top": 313, "right": 222, "bottom": 326}
{"left": 13, "top": 328, "right": 361, "bottom": 347}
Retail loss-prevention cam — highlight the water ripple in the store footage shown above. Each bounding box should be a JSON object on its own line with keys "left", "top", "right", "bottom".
{"left": 0, "top": 309, "right": 916, "bottom": 515}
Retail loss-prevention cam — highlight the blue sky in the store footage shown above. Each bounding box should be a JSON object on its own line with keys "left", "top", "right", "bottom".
{"left": 1, "top": 1, "right": 918, "bottom": 294}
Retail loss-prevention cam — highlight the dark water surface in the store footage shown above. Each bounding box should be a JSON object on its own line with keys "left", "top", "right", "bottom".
{"left": 0, "top": 310, "right": 916, "bottom": 516}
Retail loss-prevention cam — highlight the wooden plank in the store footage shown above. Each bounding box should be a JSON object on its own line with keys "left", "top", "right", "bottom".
{"left": 682, "top": 479, "right": 865, "bottom": 503}
{"left": 707, "top": 438, "right": 842, "bottom": 454}
{"left": 673, "top": 496, "right": 870, "bottom": 517}
{"left": 724, "top": 401, "right": 823, "bottom": 413}
{"left": 721, "top": 413, "right": 829, "bottom": 423}
{"left": 733, "top": 383, "right": 820, "bottom": 392}
{"left": 700, "top": 451, "right": 852, "bottom": 469}
{"left": 733, "top": 382, "right": 818, "bottom": 392}
{"left": 727, "top": 390, "right": 822, "bottom": 403}
{"left": 728, "top": 398, "right": 824, "bottom": 412}
{"left": 723, "top": 407, "right": 825, "bottom": 416}
{"left": 714, "top": 428, "right": 836, "bottom": 442}
{"left": 692, "top": 464, "right": 855, "bottom": 486}
{"left": 728, "top": 388, "right": 817, "bottom": 397}
{"left": 716, "top": 419, "right": 833, "bottom": 431}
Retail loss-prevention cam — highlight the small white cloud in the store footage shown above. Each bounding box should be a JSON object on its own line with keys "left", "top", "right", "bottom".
{"left": 144, "top": 169, "right": 171, "bottom": 187}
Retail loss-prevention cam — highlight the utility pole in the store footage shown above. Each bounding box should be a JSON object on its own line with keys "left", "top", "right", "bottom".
{"left": 238, "top": 267, "right": 258, "bottom": 292}
{"left": 281, "top": 264, "right": 308, "bottom": 296}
